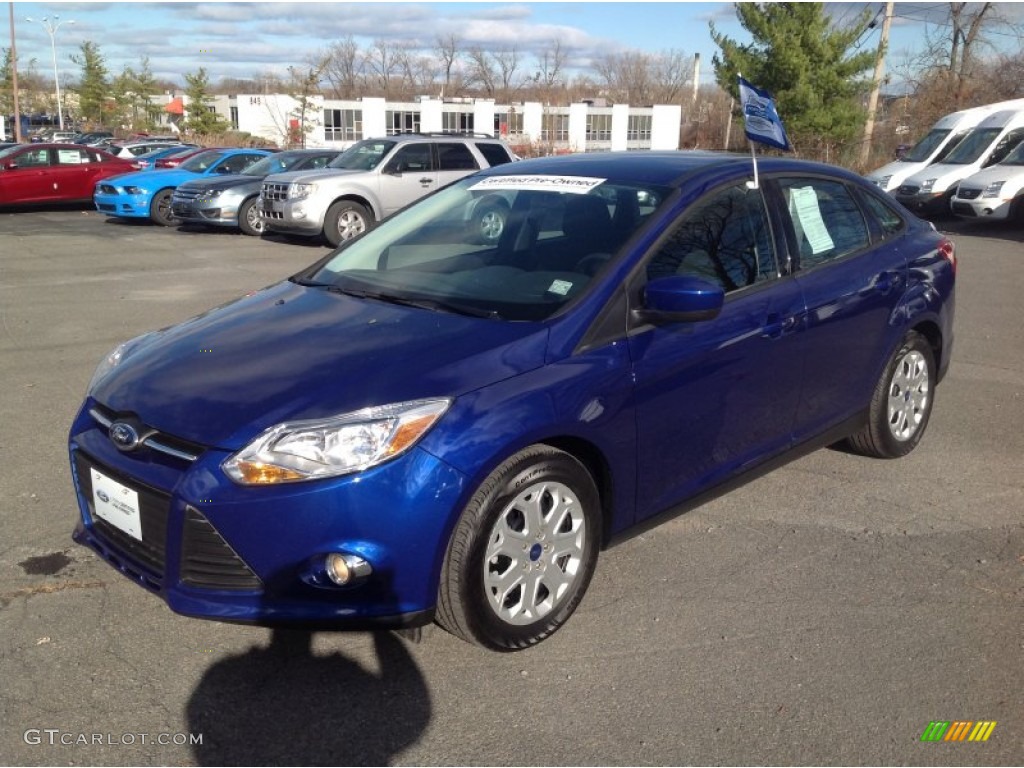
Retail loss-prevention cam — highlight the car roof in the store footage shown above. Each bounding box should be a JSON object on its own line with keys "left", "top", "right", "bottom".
{"left": 476, "top": 150, "right": 866, "bottom": 188}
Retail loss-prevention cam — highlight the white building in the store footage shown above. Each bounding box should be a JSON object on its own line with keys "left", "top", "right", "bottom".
{"left": 215, "top": 95, "right": 683, "bottom": 151}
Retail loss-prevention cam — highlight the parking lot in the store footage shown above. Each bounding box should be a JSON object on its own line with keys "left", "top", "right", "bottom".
{"left": 0, "top": 206, "right": 1021, "bottom": 765}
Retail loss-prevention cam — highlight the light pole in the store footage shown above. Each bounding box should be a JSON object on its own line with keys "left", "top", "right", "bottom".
{"left": 25, "top": 15, "right": 75, "bottom": 131}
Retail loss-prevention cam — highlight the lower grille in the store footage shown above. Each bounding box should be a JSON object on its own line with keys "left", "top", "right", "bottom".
{"left": 181, "top": 506, "right": 262, "bottom": 590}
{"left": 951, "top": 202, "right": 977, "bottom": 217}
{"left": 73, "top": 451, "right": 169, "bottom": 579}
{"left": 97, "top": 203, "right": 116, "bottom": 212}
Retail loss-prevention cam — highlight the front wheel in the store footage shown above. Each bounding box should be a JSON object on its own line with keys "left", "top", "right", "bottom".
{"left": 149, "top": 189, "right": 177, "bottom": 226}
{"left": 436, "top": 445, "right": 600, "bottom": 651}
{"left": 238, "top": 197, "right": 263, "bottom": 236}
{"left": 847, "top": 330, "right": 936, "bottom": 458}
{"left": 324, "top": 200, "right": 373, "bottom": 247}
{"left": 472, "top": 200, "right": 509, "bottom": 244}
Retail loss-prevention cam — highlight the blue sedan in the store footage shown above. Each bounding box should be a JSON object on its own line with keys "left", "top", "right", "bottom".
{"left": 70, "top": 151, "right": 955, "bottom": 649}
{"left": 93, "top": 148, "right": 272, "bottom": 225}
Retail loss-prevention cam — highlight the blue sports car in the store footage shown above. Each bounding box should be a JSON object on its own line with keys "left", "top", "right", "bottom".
{"left": 93, "top": 147, "right": 272, "bottom": 225}
{"left": 70, "top": 151, "right": 956, "bottom": 650}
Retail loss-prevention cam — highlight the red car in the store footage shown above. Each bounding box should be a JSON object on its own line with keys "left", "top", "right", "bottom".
{"left": 154, "top": 146, "right": 219, "bottom": 169}
{"left": 0, "top": 143, "right": 137, "bottom": 205}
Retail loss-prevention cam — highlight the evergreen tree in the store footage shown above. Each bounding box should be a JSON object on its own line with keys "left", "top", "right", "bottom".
{"left": 71, "top": 41, "right": 109, "bottom": 125}
{"left": 183, "top": 67, "right": 228, "bottom": 135}
{"left": 710, "top": 3, "right": 877, "bottom": 153}
{"left": 0, "top": 48, "right": 15, "bottom": 116}
{"left": 132, "top": 57, "right": 162, "bottom": 130}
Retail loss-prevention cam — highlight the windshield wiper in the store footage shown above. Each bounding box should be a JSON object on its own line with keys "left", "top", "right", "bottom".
{"left": 335, "top": 287, "right": 500, "bottom": 319}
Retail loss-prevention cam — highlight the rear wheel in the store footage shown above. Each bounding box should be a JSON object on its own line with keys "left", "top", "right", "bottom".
{"left": 238, "top": 197, "right": 263, "bottom": 236}
{"left": 436, "top": 445, "right": 600, "bottom": 650}
{"left": 324, "top": 200, "right": 372, "bottom": 247}
{"left": 847, "top": 330, "right": 936, "bottom": 458}
{"left": 149, "top": 189, "right": 177, "bottom": 226}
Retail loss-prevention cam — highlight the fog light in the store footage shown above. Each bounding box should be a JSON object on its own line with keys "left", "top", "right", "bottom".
{"left": 293, "top": 208, "right": 306, "bottom": 220}
{"left": 325, "top": 552, "right": 372, "bottom": 585}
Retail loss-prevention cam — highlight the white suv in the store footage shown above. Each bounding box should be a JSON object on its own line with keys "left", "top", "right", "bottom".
{"left": 260, "top": 133, "right": 515, "bottom": 246}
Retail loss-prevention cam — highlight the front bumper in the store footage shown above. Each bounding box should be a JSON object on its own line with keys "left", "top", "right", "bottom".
{"left": 94, "top": 191, "right": 152, "bottom": 219}
{"left": 893, "top": 190, "right": 952, "bottom": 217}
{"left": 69, "top": 399, "right": 468, "bottom": 627}
{"left": 950, "top": 197, "right": 1011, "bottom": 220}
{"left": 171, "top": 197, "right": 241, "bottom": 227}
{"left": 259, "top": 197, "right": 325, "bottom": 236}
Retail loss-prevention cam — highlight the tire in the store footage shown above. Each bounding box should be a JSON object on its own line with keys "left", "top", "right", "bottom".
{"left": 847, "top": 330, "right": 936, "bottom": 458}
{"left": 472, "top": 200, "right": 508, "bottom": 244}
{"left": 149, "top": 189, "right": 177, "bottom": 226}
{"left": 324, "top": 200, "right": 373, "bottom": 247}
{"left": 238, "top": 197, "right": 263, "bottom": 236}
{"left": 436, "top": 445, "right": 601, "bottom": 651}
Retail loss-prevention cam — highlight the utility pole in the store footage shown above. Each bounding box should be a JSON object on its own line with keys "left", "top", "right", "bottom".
{"left": 9, "top": 3, "right": 22, "bottom": 142}
{"left": 860, "top": 1, "right": 895, "bottom": 167}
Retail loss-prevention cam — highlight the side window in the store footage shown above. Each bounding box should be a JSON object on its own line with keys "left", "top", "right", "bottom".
{"left": 986, "top": 128, "right": 1024, "bottom": 166}
{"left": 56, "top": 147, "right": 89, "bottom": 165}
{"left": 646, "top": 184, "right": 777, "bottom": 293}
{"left": 307, "top": 154, "right": 335, "bottom": 169}
{"left": 217, "top": 153, "right": 263, "bottom": 174}
{"left": 777, "top": 178, "right": 869, "bottom": 269}
{"left": 857, "top": 189, "right": 905, "bottom": 238}
{"left": 436, "top": 142, "right": 479, "bottom": 171}
{"left": 474, "top": 142, "right": 513, "bottom": 167}
{"left": 16, "top": 148, "right": 52, "bottom": 168}
{"left": 388, "top": 144, "right": 433, "bottom": 173}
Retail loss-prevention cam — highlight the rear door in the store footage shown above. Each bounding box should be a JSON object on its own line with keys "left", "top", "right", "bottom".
{"left": 51, "top": 145, "right": 95, "bottom": 200}
{"left": 435, "top": 141, "right": 482, "bottom": 188}
{"left": 769, "top": 176, "right": 908, "bottom": 443}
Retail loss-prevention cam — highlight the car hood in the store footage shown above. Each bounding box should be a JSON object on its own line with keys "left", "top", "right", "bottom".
{"left": 954, "top": 164, "right": 1024, "bottom": 190}
{"left": 107, "top": 167, "right": 200, "bottom": 189}
{"left": 264, "top": 168, "right": 365, "bottom": 185}
{"left": 176, "top": 174, "right": 262, "bottom": 193}
{"left": 866, "top": 159, "right": 925, "bottom": 188}
{"left": 90, "top": 280, "right": 549, "bottom": 450}
{"left": 903, "top": 163, "right": 977, "bottom": 190}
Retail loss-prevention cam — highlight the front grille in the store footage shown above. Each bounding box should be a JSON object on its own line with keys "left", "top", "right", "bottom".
{"left": 98, "top": 184, "right": 117, "bottom": 195}
{"left": 897, "top": 185, "right": 920, "bottom": 196}
{"left": 73, "top": 451, "right": 169, "bottom": 579}
{"left": 181, "top": 506, "right": 262, "bottom": 590}
{"left": 172, "top": 188, "right": 204, "bottom": 203}
{"left": 956, "top": 188, "right": 982, "bottom": 200}
{"left": 951, "top": 202, "right": 977, "bottom": 217}
{"left": 261, "top": 182, "right": 289, "bottom": 202}
{"left": 89, "top": 403, "right": 204, "bottom": 463}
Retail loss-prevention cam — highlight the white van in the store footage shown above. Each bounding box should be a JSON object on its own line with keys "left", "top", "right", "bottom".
{"left": 866, "top": 98, "right": 1024, "bottom": 192}
{"left": 893, "top": 109, "right": 1024, "bottom": 216}
{"left": 950, "top": 138, "right": 1024, "bottom": 221}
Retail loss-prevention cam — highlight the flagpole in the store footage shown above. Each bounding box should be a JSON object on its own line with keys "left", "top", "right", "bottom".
{"left": 738, "top": 73, "right": 760, "bottom": 189}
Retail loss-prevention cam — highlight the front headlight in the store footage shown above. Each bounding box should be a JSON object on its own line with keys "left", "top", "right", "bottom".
{"left": 876, "top": 175, "right": 892, "bottom": 189}
{"left": 87, "top": 332, "right": 155, "bottom": 394}
{"left": 290, "top": 183, "right": 316, "bottom": 200}
{"left": 124, "top": 185, "right": 144, "bottom": 195}
{"left": 920, "top": 178, "right": 937, "bottom": 193}
{"left": 222, "top": 399, "right": 452, "bottom": 485}
{"left": 201, "top": 188, "right": 225, "bottom": 199}
{"left": 982, "top": 181, "right": 1005, "bottom": 198}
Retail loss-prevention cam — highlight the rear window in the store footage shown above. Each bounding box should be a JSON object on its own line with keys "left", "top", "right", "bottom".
{"left": 475, "top": 142, "right": 514, "bottom": 168}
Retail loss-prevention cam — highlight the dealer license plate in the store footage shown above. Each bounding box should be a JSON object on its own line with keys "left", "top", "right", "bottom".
{"left": 90, "top": 467, "right": 142, "bottom": 541}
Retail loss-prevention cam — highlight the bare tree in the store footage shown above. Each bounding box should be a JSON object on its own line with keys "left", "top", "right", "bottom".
{"left": 365, "top": 39, "right": 400, "bottom": 98}
{"left": 467, "top": 45, "right": 497, "bottom": 97}
{"left": 435, "top": 33, "right": 462, "bottom": 98}
{"left": 322, "top": 36, "right": 364, "bottom": 99}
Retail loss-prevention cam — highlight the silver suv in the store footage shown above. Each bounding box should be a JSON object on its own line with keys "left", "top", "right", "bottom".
{"left": 260, "top": 133, "right": 515, "bottom": 246}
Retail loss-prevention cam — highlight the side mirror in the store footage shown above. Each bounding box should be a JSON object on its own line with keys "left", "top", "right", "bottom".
{"left": 633, "top": 275, "right": 724, "bottom": 325}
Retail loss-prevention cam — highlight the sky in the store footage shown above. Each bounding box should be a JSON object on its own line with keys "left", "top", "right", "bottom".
{"left": 7, "top": 1, "right": 1024, "bottom": 96}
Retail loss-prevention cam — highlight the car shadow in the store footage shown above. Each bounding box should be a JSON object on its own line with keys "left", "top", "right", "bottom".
{"left": 186, "top": 628, "right": 431, "bottom": 766}
{"left": 260, "top": 231, "right": 333, "bottom": 249}
{"left": 934, "top": 217, "right": 1024, "bottom": 243}
{"left": 0, "top": 201, "right": 94, "bottom": 214}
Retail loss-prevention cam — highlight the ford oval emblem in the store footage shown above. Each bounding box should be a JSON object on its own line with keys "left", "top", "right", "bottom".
{"left": 96, "top": 490, "right": 110, "bottom": 503}
{"left": 109, "top": 421, "right": 141, "bottom": 451}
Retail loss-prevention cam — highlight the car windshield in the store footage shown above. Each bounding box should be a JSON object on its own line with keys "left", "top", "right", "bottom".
{"left": 941, "top": 127, "right": 1002, "bottom": 164}
{"left": 244, "top": 153, "right": 311, "bottom": 176}
{"left": 302, "top": 174, "right": 671, "bottom": 322}
{"left": 901, "top": 129, "right": 951, "bottom": 163}
{"left": 327, "top": 140, "right": 396, "bottom": 171}
{"left": 179, "top": 150, "right": 226, "bottom": 172}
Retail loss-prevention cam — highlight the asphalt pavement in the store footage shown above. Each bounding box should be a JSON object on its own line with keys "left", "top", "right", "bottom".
{"left": 0, "top": 207, "right": 1021, "bottom": 766}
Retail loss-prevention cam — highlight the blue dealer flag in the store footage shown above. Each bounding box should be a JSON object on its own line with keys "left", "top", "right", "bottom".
{"left": 738, "top": 76, "right": 791, "bottom": 151}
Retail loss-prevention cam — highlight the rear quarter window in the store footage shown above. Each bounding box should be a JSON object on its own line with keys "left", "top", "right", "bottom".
{"left": 474, "top": 142, "right": 514, "bottom": 167}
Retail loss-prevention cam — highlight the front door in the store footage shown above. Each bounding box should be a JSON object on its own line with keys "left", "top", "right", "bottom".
{"left": 378, "top": 144, "right": 437, "bottom": 217}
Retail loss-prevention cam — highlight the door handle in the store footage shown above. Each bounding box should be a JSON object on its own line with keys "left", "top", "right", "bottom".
{"left": 762, "top": 313, "right": 798, "bottom": 339}
{"left": 419, "top": 177, "right": 434, "bottom": 185}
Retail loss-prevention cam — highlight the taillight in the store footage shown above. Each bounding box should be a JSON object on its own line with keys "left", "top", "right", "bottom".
{"left": 937, "top": 237, "right": 956, "bottom": 277}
